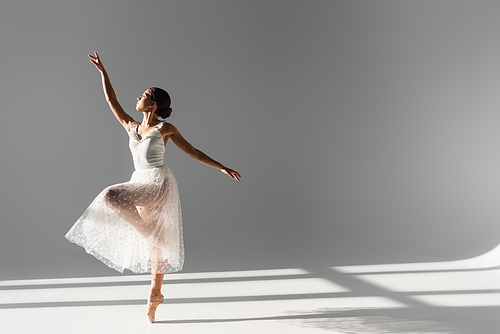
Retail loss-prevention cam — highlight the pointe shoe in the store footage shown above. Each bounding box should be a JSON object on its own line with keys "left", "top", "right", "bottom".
{"left": 147, "top": 293, "right": 164, "bottom": 323}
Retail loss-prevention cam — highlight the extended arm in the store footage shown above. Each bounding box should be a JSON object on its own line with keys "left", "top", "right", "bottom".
{"left": 88, "top": 52, "right": 134, "bottom": 130}
{"left": 161, "top": 123, "right": 241, "bottom": 181}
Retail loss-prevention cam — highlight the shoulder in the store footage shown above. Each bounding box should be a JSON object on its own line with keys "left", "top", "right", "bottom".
{"left": 126, "top": 120, "right": 139, "bottom": 132}
{"left": 158, "top": 122, "right": 178, "bottom": 135}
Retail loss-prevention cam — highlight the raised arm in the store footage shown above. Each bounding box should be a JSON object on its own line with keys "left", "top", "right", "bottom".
{"left": 88, "top": 52, "right": 135, "bottom": 130}
{"left": 160, "top": 123, "right": 241, "bottom": 181}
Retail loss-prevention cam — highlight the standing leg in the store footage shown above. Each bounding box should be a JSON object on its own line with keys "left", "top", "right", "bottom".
{"left": 149, "top": 243, "right": 166, "bottom": 297}
{"left": 147, "top": 227, "right": 167, "bottom": 323}
{"left": 149, "top": 272, "right": 165, "bottom": 298}
{"left": 147, "top": 269, "right": 165, "bottom": 323}
{"left": 103, "top": 184, "right": 169, "bottom": 322}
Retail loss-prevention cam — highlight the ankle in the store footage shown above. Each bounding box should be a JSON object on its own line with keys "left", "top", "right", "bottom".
{"left": 149, "top": 289, "right": 162, "bottom": 297}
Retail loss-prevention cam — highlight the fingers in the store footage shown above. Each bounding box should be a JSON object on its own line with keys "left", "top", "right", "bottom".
{"left": 88, "top": 52, "right": 104, "bottom": 70}
{"left": 231, "top": 171, "right": 241, "bottom": 181}
{"left": 88, "top": 52, "right": 100, "bottom": 62}
{"left": 221, "top": 168, "right": 240, "bottom": 181}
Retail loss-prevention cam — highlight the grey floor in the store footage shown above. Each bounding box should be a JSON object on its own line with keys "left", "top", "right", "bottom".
{"left": 2, "top": 248, "right": 500, "bottom": 334}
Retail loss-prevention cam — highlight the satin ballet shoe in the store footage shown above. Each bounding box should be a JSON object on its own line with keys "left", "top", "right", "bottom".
{"left": 147, "top": 293, "right": 164, "bottom": 323}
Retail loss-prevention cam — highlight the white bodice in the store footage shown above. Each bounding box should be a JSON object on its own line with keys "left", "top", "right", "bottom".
{"left": 128, "top": 121, "right": 166, "bottom": 170}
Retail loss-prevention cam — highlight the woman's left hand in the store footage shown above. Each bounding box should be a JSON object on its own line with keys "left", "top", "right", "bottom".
{"left": 221, "top": 168, "right": 241, "bottom": 181}
{"left": 88, "top": 51, "right": 105, "bottom": 72}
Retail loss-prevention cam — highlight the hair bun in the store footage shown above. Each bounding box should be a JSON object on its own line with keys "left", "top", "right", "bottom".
{"left": 148, "top": 87, "right": 172, "bottom": 118}
{"left": 157, "top": 106, "right": 172, "bottom": 119}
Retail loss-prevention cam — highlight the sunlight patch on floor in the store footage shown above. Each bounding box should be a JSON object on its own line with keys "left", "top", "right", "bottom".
{"left": 412, "top": 293, "right": 500, "bottom": 307}
{"left": 335, "top": 244, "right": 500, "bottom": 274}
{"left": 0, "top": 277, "right": 348, "bottom": 305}
{"left": 353, "top": 270, "right": 500, "bottom": 292}
{"left": 0, "top": 268, "right": 310, "bottom": 287}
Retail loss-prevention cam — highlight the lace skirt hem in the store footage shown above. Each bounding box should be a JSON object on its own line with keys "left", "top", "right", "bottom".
{"left": 65, "top": 165, "right": 184, "bottom": 274}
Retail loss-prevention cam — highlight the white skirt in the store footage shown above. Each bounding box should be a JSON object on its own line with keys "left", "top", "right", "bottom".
{"left": 65, "top": 165, "right": 184, "bottom": 274}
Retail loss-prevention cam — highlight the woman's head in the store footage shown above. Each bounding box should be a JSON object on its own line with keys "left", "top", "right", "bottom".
{"left": 136, "top": 87, "right": 172, "bottom": 118}
{"left": 148, "top": 87, "right": 172, "bottom": 118}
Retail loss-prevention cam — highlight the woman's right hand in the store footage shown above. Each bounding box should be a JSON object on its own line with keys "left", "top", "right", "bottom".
{"left": 88, "top": 52, "right": 105, "bottom": 72}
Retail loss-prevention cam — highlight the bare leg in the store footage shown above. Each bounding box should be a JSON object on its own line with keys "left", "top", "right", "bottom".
{"left": 147, "top": 264, "right": 166, "bottom": 323}
{"left": 150, "top": 248, "right": 167, "bottom": 296}
{"left": 148, "top": 240, "right": 167, "bottom": 322}
{"left": 103, "top": 188, "right": 156, "bottom": 239}
{"left": 149, "top": 272, "right": 165, "bottom": 298}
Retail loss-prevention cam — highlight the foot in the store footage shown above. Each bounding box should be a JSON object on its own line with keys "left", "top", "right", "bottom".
{"left": 147, "top": 293, "right": 164, "bottom": 323}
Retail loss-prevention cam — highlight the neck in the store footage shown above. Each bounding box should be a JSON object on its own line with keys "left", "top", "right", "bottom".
{"left": 141, "top": 112, "right": 159, "bottom": 127}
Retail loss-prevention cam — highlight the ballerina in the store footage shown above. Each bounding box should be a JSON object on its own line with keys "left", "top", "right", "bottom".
{"left": 65, "top": 52, "right": 241, "bottom": 323}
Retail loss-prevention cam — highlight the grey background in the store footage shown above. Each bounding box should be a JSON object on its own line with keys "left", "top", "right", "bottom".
{"left": 1, "top": 0, "right": 500, "bottom": 279}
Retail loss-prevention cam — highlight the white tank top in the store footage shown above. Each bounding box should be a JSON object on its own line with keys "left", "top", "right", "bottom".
{"left": 128, "top": 121, "right": 166, "bottom": 170}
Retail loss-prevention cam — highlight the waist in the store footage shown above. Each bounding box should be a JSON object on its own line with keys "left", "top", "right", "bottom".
{"left": 130, "top": 164, "right": 172, "bottom": 183}
{"left": 134, "top": 163, "right": 166, "bottom": 171}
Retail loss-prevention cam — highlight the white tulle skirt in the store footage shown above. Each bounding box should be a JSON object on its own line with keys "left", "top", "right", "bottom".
{"left": 65, "top": 165, "right": 184, "bottom": 274}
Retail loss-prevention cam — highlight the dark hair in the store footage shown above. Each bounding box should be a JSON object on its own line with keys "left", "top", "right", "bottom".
{"left": 148, "top": 87, "right": 172, "bottom": 118}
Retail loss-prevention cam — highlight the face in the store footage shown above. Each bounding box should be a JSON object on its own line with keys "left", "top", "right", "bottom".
{"left": 135, "top": 90, "right": 156, "bottom": 112}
